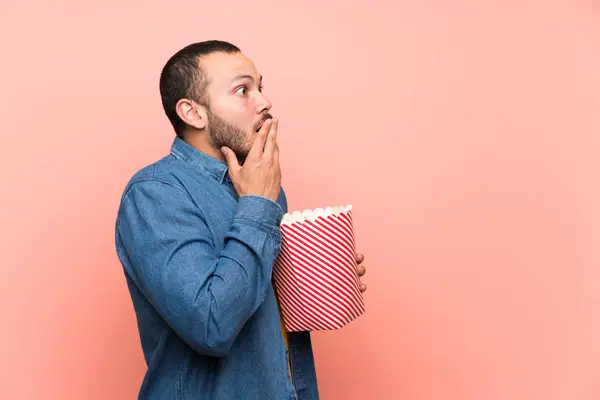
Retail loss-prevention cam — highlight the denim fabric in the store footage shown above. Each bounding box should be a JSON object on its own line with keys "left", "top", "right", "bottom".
{"left": 115, "top": 137, "right": 319, "bottom": 399}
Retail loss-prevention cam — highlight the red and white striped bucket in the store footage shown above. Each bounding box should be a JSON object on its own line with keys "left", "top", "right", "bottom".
{"left": 273, "top": 205, "right": 365, "bottom": 332}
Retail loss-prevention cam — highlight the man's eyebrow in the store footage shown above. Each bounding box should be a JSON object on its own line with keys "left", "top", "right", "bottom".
{"left": 232, "top": 74, "right": 263, "bottom": 83}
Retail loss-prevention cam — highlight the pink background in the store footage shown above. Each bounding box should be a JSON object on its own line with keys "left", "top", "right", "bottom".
{"left": 2, "top": 1, "right": 600, "bottom": 399}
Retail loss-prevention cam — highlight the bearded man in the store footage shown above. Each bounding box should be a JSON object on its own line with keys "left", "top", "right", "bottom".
{"left": 114, "top": 40, "right": 367, "bottom": 400}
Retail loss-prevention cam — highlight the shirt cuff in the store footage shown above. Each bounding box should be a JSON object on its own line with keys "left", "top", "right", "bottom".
{"left": 234, "top": 195, "right": 284, "bottom": 237}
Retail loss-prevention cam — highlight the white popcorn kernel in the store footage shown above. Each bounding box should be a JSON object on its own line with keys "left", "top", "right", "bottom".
{"left": 280, "top": 205, "right": 353, "bottom": 225}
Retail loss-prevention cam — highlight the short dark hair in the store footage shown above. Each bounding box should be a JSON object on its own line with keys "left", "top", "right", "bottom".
{"left": 159, "top": 40, "right": 241, "bottom": 137}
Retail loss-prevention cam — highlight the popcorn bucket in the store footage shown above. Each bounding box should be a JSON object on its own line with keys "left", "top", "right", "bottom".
{"left": 273, "top": 205, "right": 365, "bottom": 332}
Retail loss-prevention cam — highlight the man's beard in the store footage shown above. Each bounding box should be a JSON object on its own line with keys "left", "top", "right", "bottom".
{"left": 207, "top": 108, "right": 272, "bottom": 165}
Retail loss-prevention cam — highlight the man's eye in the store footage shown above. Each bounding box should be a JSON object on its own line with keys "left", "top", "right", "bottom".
{"left": 235, "top": 86, "right": 247, "bottom": 95}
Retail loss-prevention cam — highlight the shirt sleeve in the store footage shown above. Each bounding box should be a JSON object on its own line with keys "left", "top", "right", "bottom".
{"left": 116, "top": 179, "right": 283, "bottom": 357}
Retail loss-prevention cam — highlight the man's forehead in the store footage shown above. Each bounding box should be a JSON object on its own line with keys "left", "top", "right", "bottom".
{"left": 200, "top": 52, "right": 260, "bottom": 84}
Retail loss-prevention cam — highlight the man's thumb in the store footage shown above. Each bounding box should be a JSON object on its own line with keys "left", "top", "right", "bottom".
{"left": 221, "top": 147, "right": 240, "bottom": 174}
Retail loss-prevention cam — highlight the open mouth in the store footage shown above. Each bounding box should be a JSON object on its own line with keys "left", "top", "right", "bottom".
{"left": 255, "top": 114, "right": 273, "bottom": 132}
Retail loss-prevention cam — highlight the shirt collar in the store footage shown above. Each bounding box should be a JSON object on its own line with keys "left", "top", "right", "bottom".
{"left": 169, "top": 137, "right": 229, "bottom": 183}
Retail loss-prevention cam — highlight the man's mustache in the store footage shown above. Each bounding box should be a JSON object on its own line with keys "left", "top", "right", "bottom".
{"left": 255, "top": 113, "right": 274, "bottom": 130}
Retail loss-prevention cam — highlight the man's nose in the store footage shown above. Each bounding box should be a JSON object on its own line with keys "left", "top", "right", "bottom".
{"left": 257, "top": 93, "right": 272, "bottom": 114}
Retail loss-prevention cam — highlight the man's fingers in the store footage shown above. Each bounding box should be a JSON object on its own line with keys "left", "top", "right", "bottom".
{"left": 359, "top": 283, "right": 367, "bottom": 293}
{"left": 248, "top": 119, "right": 272, "bottom": 159}
{"left": 263, "top": 118, "right": 278, "bottom": 156}
{"left": 357, "top": 265, "right": 366, "bottom": 277}
{"left": 356, "top": 253, "right": 365, "bottom": 264}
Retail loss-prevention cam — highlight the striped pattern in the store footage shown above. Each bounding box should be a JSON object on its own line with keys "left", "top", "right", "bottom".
{"left": 273, "top": 210, "right": 365, "bottom": 332}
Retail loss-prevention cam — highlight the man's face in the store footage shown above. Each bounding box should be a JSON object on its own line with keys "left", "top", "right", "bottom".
{"left": 199, "top": 51, "right": 272, "bottom": 163}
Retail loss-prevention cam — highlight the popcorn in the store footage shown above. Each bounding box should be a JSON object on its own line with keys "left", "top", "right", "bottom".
{"left": 273, "top": 205, "right": 365, "bottom": 331}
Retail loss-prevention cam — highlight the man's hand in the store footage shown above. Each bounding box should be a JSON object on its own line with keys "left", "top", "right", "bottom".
{"left": 356, "top": 252, "right": 367, "bottom": 293}
{"left": 222, "top": 119, "right": 281, "bottom": 202}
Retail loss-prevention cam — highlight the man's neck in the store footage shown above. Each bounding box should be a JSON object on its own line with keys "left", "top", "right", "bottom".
{"left": 182, "top": 131, "right": 226, "bottom": 164}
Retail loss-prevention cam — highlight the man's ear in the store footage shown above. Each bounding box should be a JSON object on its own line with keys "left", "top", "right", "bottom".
{"left": 175, "top": 99, "right": 207, "bottom": 130}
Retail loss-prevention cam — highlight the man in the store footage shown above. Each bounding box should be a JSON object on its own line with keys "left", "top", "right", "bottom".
{"left": 115, "top": 40, "right": 367, "bottom": 400}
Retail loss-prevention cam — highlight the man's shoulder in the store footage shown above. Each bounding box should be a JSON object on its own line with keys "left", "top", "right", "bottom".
{"left": 119, "top": 155, "right": 197, "bottom": 201}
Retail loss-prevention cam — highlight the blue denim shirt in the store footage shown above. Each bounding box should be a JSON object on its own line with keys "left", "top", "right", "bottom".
{"left": 115, "top": 137, "right": 320, "bottom": 399}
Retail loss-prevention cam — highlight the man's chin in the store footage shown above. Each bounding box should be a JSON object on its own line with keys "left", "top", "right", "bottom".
{"left": 233, "top": 149, "right": 249, "bottom": 165}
